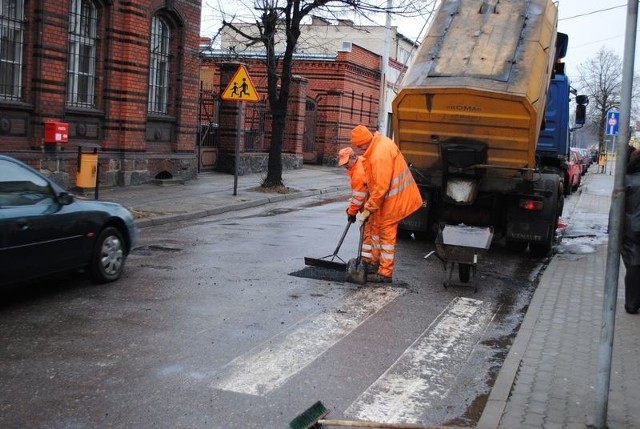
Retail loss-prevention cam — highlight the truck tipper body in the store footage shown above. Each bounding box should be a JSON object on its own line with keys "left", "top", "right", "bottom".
{"left": 393, "top": 0, "right": 565, "bottom": 255}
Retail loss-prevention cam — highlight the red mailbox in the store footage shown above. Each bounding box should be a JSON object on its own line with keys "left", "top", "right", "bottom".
{"left": 43, "top": 121, "right": 69, "bottom": 143}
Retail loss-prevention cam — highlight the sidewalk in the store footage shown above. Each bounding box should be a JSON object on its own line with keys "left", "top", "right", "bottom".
{"left": 99, "top": 164, "right": 639, "bottom": 428}
{"left": 479, "top": 168, "right": 640, "bottom": 429}
{"left": 98, "top": 164, "right": 351, "bottom": 228}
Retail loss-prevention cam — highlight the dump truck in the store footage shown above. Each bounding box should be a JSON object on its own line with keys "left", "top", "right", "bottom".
{"left": 536, "top": 33, "right": 588, "bottom": 200}
{"left": 394, "top": 0, "right": 582, "bottom": 256}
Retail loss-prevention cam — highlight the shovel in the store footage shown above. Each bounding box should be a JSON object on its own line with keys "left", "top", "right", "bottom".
{"left": 346, "top": 222, "right": 366, "bottom": 284}
{"left": 304, "top": 221, "right": 352, "bottom": 271}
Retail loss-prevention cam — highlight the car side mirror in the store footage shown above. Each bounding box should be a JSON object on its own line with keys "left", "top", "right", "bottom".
{"left": 57, "top": 191, "right": 75, "bottom": 205}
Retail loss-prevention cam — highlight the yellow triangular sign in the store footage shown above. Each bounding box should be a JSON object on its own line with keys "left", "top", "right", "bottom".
{"left": 221, "top": 65, "right": 260, "bottom": 102}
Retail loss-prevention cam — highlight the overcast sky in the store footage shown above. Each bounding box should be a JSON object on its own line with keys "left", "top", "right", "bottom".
{"left": 200, "top": 1, "right": 638, "bottom": 80}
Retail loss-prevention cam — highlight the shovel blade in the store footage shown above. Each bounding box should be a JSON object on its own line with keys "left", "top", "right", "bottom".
{"left": 346, "top": 258, "right": 366, "bottom": 284}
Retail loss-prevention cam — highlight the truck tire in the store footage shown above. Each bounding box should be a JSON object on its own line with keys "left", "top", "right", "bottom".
{"left": 459, "top": 264, "right": 471, "bottom": 283}
{"left": 529, "top": 176, "right": 559, "bottom": 257}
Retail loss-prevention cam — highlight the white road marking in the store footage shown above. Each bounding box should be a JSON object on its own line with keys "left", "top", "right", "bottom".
{"left": 211, "top": 286, "right": 405, "bottom": 396}
{"left": 345, "top": 296, "right": 494, "bottom": 424}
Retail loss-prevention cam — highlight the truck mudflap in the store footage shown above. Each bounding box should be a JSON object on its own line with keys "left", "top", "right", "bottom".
{"left": 506, "top": 174, "right": 560, "bottom": 256}
{"left": 506, "top": 220, "right": 552, "bottom": 244}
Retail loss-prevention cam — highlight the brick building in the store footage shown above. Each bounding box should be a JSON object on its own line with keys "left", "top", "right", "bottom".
{"left": 0, "top": 0, "right": 201, "bottom": 188}
{"left": 200, "top": 42, "right": 408, "bottom": 170}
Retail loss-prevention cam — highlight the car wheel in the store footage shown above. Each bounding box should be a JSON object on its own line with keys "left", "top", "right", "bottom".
{"left": 89, "top": 226, "right": 126, "bottom": 283}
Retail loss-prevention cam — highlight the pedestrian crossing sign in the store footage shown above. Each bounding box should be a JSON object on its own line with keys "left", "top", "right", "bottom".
{"left": 221, "top": 65, "right": 260, "bottom": 102}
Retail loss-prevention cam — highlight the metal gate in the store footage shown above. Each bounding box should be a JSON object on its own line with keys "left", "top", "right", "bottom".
{"left": 303, "top": 98, "right": 317, "bottom": 163}
{"left": 244, "top": 100, "right": 267, "bottom": 152}
{"left": 198, "top": 83, "right": 220, "bottom": 172}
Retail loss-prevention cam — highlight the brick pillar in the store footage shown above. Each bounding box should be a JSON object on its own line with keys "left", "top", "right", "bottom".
{"left": 218, "top": 62, "right": 246, "bottom": 173}
{"left": 323, "top": 89, "right": 344, "bottom": 165}
{"left": 283, "top": 75, "right": 307, "bottom": 156}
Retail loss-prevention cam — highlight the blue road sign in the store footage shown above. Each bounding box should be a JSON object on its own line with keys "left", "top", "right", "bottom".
{"left": 606, "top": 111, "right": 619, "bottom": 136}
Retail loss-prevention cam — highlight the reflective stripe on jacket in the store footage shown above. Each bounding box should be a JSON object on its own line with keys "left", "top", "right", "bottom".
{"left": 347, "top": 156, "right": 367, "bottom": 216}
{"left": 362, "top": 132, "right": 422, "bottom": 224}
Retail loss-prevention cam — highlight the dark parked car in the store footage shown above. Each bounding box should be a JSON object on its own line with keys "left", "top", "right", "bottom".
{"left": 0, "top": 155, "right": 137, "bottom": 286}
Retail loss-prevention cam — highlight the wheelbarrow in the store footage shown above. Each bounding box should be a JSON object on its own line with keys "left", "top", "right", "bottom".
{"left": 431, "top": 224, "right": 493, "bottom": 292}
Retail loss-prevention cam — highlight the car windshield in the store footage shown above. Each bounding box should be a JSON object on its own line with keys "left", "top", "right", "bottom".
{"left": 0, "top": 160, "right": 55, "bottom": 207}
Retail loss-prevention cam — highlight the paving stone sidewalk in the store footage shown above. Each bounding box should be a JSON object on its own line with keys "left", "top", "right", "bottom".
{"left": 479, "top": 170, "right": 640, "bottom": 429}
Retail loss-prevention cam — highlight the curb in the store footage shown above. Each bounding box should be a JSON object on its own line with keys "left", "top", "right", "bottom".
{"left": 134, "top": 186, "right": 350, "bottom": 229}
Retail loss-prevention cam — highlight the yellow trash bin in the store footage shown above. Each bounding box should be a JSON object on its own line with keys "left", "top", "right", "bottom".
{"left": 76, "top": 152, "right": 98, "bottom": 189}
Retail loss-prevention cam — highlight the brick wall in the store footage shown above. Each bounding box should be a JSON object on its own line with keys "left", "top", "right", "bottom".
{"left": 201, "top": 43, "right": 381, "bottom": 166}
{"left": 0, "top": 0, "right": 201, "bottom": 189}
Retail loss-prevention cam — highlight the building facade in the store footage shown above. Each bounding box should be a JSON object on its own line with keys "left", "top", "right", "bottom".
{"left": 200, "top": 17, "right": 415, "bottom": 170}
{"left": 219, "top": 16, "right": 418, "bottom": 136}
{"left": 201, "top": 42, "right": 398, "bottom": 169}
{"left": 0, "top": 0, "right": 201, "bottom": 188}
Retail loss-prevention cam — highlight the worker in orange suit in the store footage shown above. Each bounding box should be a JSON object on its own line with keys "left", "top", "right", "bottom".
{"left": 338, "top": 147, "right": 367, "bottom": 223}
{"left": 338, "top": 147, "right": 378, "bottom": 276}
{"left": 350, "top": 124, "right": 423, "bottom": 283}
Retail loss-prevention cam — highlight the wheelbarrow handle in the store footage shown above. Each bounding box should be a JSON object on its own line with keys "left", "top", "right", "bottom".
{"left": 331, "top": 221, "right": 352, "bottom": 256}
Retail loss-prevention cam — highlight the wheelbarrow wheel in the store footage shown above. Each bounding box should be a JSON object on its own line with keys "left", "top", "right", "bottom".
{"left": 458, "top": 263, "right": 471, "bottom": 283}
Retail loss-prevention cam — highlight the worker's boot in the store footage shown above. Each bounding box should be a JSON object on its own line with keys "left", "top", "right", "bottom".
{"left": 363, "top": 262, "right": 379, "bottom": 274}
{"left": 367, "top": 273, "right": 392, "bottom": 283}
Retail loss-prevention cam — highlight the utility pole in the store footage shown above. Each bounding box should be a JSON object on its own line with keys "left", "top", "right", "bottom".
{"left": 593, "top": 1, "right": 638, "bottom": 428}
{"left": 378, "top": 0, "right": 392, "bottom": 136}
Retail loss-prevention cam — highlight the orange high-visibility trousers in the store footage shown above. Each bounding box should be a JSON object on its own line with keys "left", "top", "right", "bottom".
{"left": 361, "top": 213, "right": 380, "bottom": 266}
{"left": 376, "top": 221, "right": 399, "bottom": 278}
{"left": 361, "top": 216, "right": 399, "bottom": 278}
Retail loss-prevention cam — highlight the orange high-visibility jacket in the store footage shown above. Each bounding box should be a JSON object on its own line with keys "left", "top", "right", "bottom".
{"left": 362, "top": 132, "right": 423, "bottom": 224}
{"left": 347, "top": 156, "right": 367, "bottom": 216}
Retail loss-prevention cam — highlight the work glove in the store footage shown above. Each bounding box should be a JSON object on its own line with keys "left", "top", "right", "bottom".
{"left": 348, "top": 214, "right": 357, "bottom": 224}
{"left": 360, "top": 209, "right": 371, "bottom": 224}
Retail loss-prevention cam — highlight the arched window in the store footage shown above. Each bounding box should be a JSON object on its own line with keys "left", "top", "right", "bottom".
{"left": 0, "top": 0, "right": 25, "bottom": 101}
{"left": 148, "top": 15, "right": 170, "bottom": 114}
{"left": 67, "top": 0, "right": 98, "bottom": 107}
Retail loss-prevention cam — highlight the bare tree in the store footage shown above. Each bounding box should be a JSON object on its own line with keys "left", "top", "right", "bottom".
{"left": 214, "top": 0, "right": 429, "bottom": 187}
{"left": 576, "top": 47, "right": 640, "bottom": 153}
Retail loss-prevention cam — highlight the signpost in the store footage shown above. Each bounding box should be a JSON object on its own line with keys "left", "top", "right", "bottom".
{"left": 221, "top": 65, "right": 260, "bottom": 195}
{"left": 605, "top": 111, "right": 620, "bottom": 175}
{"left": 606, "top": 111, "right": 619, "bottom": 136}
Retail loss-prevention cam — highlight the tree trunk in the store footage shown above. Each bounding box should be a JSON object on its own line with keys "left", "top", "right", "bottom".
{"left": 264, "top": 105, "right": 287, "bottom": 187}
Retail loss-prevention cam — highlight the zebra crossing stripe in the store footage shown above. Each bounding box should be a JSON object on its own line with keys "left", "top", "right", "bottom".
{"left": 345, "top": 297, "right": 494, "bottom": 424}
{"left": 211, "top": 286, "right": 405, "bottom": 396}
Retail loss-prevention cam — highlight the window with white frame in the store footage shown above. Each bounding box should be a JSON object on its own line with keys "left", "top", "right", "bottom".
{"left": 67, "top": 0, "right": 97, "bottom": 107}
{"left": 397, "top": 45, "right": 412, "bottom": 66}
{"left": 148, "top": 16, "right": 170, "bottom": 114}
{"left": 0, "top": 0, "right": 24, "bottom": 101}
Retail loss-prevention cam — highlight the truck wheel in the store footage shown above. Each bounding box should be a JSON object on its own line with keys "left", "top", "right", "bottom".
{"left": 458, "top": 264, "right": 471, "bottom": 283}
{"left": 529, "top": 227, "right": 553, "bottom": 257}
{"left": 557, "top": 190, "right": 565, "bottom": 219}
{"left": 89, "top": 226, "right": 126, "bottom": 283}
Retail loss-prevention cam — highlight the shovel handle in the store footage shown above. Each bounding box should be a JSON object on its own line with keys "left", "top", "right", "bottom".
{"left": 356, "top": 222, "right": 365, "bottom": 265}
{"left": 331, "top": 221, "right": 352, "bottom": 256}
